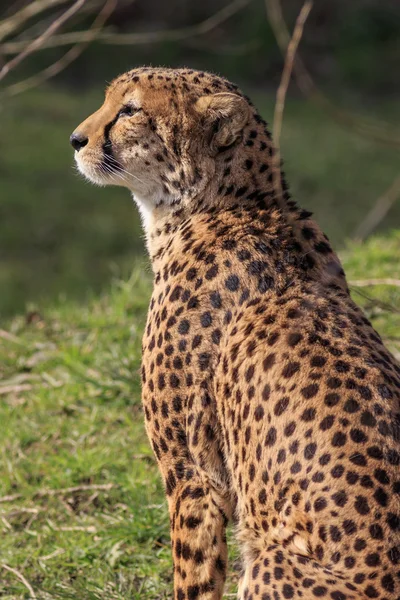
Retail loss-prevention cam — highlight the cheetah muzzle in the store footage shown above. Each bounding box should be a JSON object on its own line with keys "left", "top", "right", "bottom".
{"left": 71, "top": 67, "right": 400, "bottom": 600}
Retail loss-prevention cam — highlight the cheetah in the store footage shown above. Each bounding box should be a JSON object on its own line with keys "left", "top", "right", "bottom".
{"left": 71, "top": 67, "right": 400, "bottom": 600}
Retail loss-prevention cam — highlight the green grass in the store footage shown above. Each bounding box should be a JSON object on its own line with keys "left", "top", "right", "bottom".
{"left": 1, "top": 86, "right": 399, "bottom": 317}
{"left": 0, "top": 233, "right": 399, "bottom": 599}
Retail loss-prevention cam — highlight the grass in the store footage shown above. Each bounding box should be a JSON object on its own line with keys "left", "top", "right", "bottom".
{"left": 1, "top": 85, "right": 399, "bottom": 317}
{"left": 0, "top": 232, "right": 399, "bottom": 599}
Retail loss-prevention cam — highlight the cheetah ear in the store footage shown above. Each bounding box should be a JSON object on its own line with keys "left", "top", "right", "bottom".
{"left": 195, "top": 93, "right": 250, "bottom": 153}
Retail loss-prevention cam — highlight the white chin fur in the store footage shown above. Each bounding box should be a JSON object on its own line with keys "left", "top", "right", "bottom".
{"left": 132, "top": 192, "right": 154, "bottom": 232}
{"left": 75, "top": 157, "right": 107, "bottom": 186}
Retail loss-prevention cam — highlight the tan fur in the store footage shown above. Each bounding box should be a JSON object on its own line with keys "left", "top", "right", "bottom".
{"left": 72, "top": 67, "right": 400, "bottom": 600}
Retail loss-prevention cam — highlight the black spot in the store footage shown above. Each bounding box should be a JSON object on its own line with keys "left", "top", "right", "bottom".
{"left": 324, "top": 393, "right": 340, "bottom": 407}
{"left": 335, "top": 360, "right": 350, "bottom": 373}
{"left": 354, "top": 496, "right": 370, "bottom": 515}
{"left": 210, "top": 291, "right": 222, "bottom": 308}
{"left": 331, "top": 490, "right": 347, "bottom": 507}
{"left": 200, "top": 312, "right": 212, "bottom": 327}
{"left": 304, "top": 443, "right": 317, "bottom": 459}
{"left": 350, "top": 428, "right": 367, "bottom": 443}
{"left": 263, "top": 353, "right": 276, "bottom": 371}
{"left": 265, "top": 427, "right": 277, "bottom": 446}
{"left": 178, "top": 320, "right": 190, "bottom": 334}
{"left": 187, "top": 585, "right": 200, "bottom": 600}
{"left": 301, "top": 383, "right": 319, "bottom": 399}
{"left": 282, "top": 362, "right": 300, "bottom": 378}
{"left": 274, "top": 396, "right": 289, "bottom": 416}
{"left": 381, "top": 574, "right": 395, "bottom": 593}
{"left": 255, "top": 405, "right": 265, "bottom": 421}
{"left": 258, "top": 275, "right": 274, "bottom": 293}
{"left": 225, "top": 275, "right": 240, "bottom": 291}
{"left": 287, "top": 332, "right": 302, "bottom": 347}
{"left": 186, "top": 267, "right": 197, "bottom": 281}
{"left": 387, "top": 512, "right": 400, "bottom": 531}
{"left": 314, "top": 497, "right": 327, "bottom": 512}
{"left": 205, "top": 265, "right": 219, "bottom": 280}
{"left": 332, "top": 431, "right": 347, "bottom": 447}
{"left": 185, "top": 516, "right": 202, "bottom": 529}
{"left": 314, "top": 241, "right": 331, "bottom": 254}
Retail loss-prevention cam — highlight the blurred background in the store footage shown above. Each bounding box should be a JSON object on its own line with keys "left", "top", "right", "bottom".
{"left": 1, "top": 0, "right": 399, "bottom": 318}
{"left": 0, "top": 3, "right": 399, "bottom": 597}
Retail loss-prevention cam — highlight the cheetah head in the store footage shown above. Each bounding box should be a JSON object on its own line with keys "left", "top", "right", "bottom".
{"left": 70, "top": 67, "right": 251, "bottom": 229}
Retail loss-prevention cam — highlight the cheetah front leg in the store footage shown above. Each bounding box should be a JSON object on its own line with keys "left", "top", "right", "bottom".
{"left": 167, "top": 471, "right": 229, "bottom": 600}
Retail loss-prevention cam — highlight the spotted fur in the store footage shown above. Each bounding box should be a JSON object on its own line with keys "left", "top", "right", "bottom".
{"left": 71, "top": 67, "right": 400, "bottom": 600}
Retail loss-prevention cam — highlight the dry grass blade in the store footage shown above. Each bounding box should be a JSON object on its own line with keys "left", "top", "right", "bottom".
{"left": 3, "top": 0, "right": 253, "bottom": 53}
{"left": 35, "top": 483, "right": 114, "bottom": 496}
{"left": 54, "top": 525, "right": 97, "bottom": 532}
{"left": 4, "top": 0, "right": 117, "bottom": 97}
{"left": 0, "top": 383, "right": 32, "bottom": 395}
{"left": 0, "top": 329, "right": 26, "bottom": 346}
{"left": 0, "top": 484, "right": 114, "bottom": 503}
{"left": 265, "top": 0, "right": 400, "bottom": 149}
{"left": 39, "top": 548, "right": 65, "bottom": 561}
{"left": 0, "top": 0, "right": 87, "bottom": 83}
{"left": 0, "top": 494, "right": 22, "bottom": 503}
{"left": 1, "top": 564, "right": 36, "bottom": 599}
{"left": 272, "top": 0, "right": 313, "bottom": 207}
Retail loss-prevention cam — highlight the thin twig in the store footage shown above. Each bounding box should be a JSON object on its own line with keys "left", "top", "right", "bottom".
{"left": 0, "top": 0, "right": 70, "bottom": 43}
{"left": 353, "top": 175, "right": 400, "bottom": 241}
{"left": 272, "top": 0, "right": 312, "bottom": 207}
{"left": 265, "top": 0, "right": 400, "bottom": 149}
{"left": 351, "top": 288, "right": 400, "bottom": 314}
{"left": 349, "top": 278, "right": 400, "bottom": 288}
{"left": 4, "top": 0, "right": 117, "bottom": 97}
{"left": 1, "top": 564, "right": 36, "bottom": 599}
{"left": 3, "top": 0, "right": 253, "bottom": 53}
{"left": 0, "top": 0, "right": 87, "bottom": 83}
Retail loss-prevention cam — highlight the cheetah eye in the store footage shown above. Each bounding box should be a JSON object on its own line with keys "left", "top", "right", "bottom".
{"left": 117, "top": 104, "right": 140, "bottom": 118}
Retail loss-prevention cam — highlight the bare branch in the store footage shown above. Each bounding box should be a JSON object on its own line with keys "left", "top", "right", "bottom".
{"left": 351, "top": 288, "right": 400, "bottom": 315}
{"left": 265, "top": 0, "right": 400, "bottom": 149}
{"left": 353, "top": 175, "right": 400, "bottom": 241}
{"left": 0, "top": 0, "right": 87, "bottom": 84}
{"left": 272, "top": 0, "right": 313, "bottom": 207}
{"left": 1, "top": 564, "right": 36, "bottom": 599}
{"left": 0, "top": 0, "right": 71, "bottom": 43}
{"left": 2, "top": 0, "right": 253, "bottom": 54}
{"left": 349, "top": 278, "right": 400, "bottom": 288}
{"left": 4, "top": 0, "right": 117, "bottom": 97}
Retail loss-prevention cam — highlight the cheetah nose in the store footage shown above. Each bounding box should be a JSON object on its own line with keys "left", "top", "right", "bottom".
{"left": 70, "top": 131, "right": 88, "bottom": 152}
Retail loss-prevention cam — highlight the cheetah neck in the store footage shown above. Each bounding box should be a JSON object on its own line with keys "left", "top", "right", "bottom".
{"left": 141, "top": 117, "right": 347, "bottom": 292}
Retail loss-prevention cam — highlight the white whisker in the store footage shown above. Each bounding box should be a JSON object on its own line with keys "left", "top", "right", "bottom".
{"left": 104, "top": 156, "right": 146, "bottom": 186}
